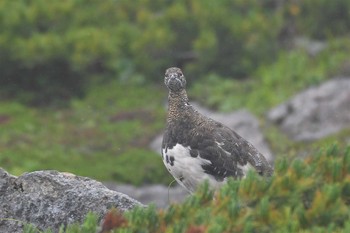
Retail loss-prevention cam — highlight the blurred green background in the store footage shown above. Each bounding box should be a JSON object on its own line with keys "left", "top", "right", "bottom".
{"left": 1, "top": 0, "right": 350, "bottom": 185}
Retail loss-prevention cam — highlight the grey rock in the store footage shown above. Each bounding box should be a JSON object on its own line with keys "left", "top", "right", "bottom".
{"left": 150, "top": 134, "right": 163, "bottom": 155}
{"left": 294, "top": 37, "right": 327, "bottom": 56}
{"left": 104, "top": 183, "right": 189, "bottom": 209}
{"left": 268, "top": 78, "right": 350, "bottom": 141}
{"left": 151, "top": 102, "right": 273, "bottom": 162}
{"left": 0, "top": 168, "right": 143, "bottom": 233}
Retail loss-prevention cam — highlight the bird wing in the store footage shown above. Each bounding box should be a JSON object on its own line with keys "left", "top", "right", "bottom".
{"left": 189, "top": 121, "right": 273, "bottom": 180}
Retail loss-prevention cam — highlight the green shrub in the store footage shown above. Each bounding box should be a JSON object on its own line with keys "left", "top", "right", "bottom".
{"left": 0, "top": 0, "right": 282, "bottom": 104}
{"left": 297, "top": 0, "right": 350, "bottom": 39}
{"left": 0, "top": 0, "right": 120, "bottom": 105}
{"left": 122, "top": 144, "right": 349, "bottom": 232}
{"left": 1, "top": 0, "right": 350, "bottom": 104}
{"left": 25, "top": 144, "right": 350, "bottom": 233}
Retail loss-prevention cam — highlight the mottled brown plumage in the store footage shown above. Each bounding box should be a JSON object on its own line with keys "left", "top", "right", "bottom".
{"left": 162, "top": 67, "right": 273, "bottom": 193}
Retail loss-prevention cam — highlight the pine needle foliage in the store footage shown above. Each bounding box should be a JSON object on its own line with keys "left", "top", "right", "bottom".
{"left": 25, "top": 144, "right": 350, "bottom": 233}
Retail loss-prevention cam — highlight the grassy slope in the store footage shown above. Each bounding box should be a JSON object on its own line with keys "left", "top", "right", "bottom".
{"left": 0, "top": 82, "right": 172, "bottom": 185}
{"left": 1, "top": 38, "right": 350, "bottom": 185}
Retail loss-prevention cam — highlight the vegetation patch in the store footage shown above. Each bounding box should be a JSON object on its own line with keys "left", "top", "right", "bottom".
{"left": 0, "top": 82, "right": 172, "bottom": 185}
{"left": 190, "top": 37, "right": 350, "bottom": 114}
{"left": 23, "top": 144, "right": 350, "bottom": 233}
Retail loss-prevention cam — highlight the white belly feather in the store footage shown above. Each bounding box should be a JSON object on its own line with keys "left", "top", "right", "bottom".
{"left": 162, "top": 143, "right": 226, "bottom": 193}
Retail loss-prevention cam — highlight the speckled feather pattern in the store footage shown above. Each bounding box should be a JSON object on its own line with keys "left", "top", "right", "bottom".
{"left": 162, "top": 67, "right": 273, "bottom": 193}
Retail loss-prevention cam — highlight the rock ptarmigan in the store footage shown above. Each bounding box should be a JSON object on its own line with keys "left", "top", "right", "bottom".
{"left": 161, "top": 67, "right": 273, "bottom": 193}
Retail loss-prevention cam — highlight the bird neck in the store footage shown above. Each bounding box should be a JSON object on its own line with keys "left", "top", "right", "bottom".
{"left": 167, "top": 89, "right": 190, "bottom": 123}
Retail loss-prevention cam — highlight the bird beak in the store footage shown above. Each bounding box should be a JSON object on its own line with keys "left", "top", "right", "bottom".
{"left": 169, "top": 73, "right": 177, "bottom": 80}
{"left": 165, "top": 72, "right": 185, "bottom": 91}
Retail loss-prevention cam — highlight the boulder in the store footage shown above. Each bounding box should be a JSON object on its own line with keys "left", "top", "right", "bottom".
{"left": 0, "top": 168, "right": 143, "bottom": 233}
{"left": 293, "top": 37, "right": 327, "bottom": 57}
{"left": 151, "top": 103, "right": 273, "bottom": 162}
{"left": 268, "top": 78, "right": 350, "bottom": 141}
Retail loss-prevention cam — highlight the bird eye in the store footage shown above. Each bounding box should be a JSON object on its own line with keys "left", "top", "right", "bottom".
{"left": 178, "top": 72, "right": 183, "bottom": 77}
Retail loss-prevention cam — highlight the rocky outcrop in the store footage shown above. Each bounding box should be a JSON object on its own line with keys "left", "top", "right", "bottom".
{"left": 293, "top": 37, "right": 327, "bottom": 57}
{"left": 268, "top": 78, "right": 350, "bottom": 141}
{"left": 0, "top": 168, "right": 143, "bottom": 233}
{"left": 151, "top": 103, "right": 273, "bottom": 162}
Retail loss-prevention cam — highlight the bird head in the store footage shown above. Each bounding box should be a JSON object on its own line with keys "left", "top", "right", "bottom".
{"left": 164, "top": 67, "right": 186, "bottom": 92}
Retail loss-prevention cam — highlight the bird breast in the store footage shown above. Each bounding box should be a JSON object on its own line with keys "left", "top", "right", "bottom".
{"left": 162, "top": 143, "right": 227, "bottom": 193}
